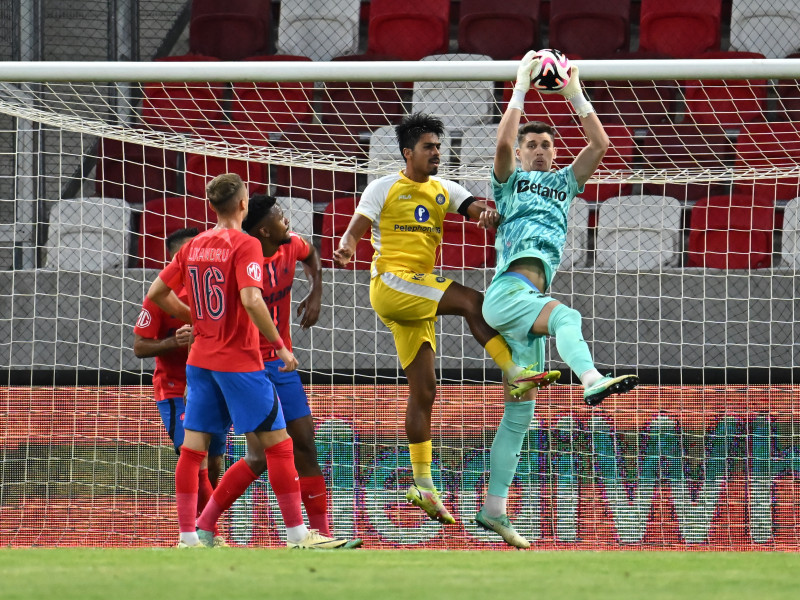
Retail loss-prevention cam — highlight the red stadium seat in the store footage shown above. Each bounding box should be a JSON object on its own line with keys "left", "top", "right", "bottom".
{"left": 776, "top": 53, "right": 800, "bottom": 123}
{"left": 683, "top": 51, "right": 768, "bottom": 128}
{"left": 227, "top": 55, "right": 314, "bottom": 145}
{"left": 320, "top": 196, "right": 373, "bottom": 270}
{"left": 138, "top": 196, "right": 216, "bottom": 269}
{"left": 95, "top": 138, "right": 179, "bottom": 206}
{"left": 183, "top": 154, "right": 269, "bottom": 200}
{"left": 141, "top": 55, "right": 225, "bottom": 136}
{"left": 555, "top": 124, "right": 635, "bottom": 202}
{"left": 367, "top": 0, "right": 449, "bottom": 61}
{"left": 548, "top": 0, "right": 631, "bottom": 58}
{"left": 639, "top": 0, "right": 722, "bottom": 58}
{"left": 438, "top": 209, "right": 496, "bottom": 269}
{"left": 733, "top": 121, "right": 800, "bottom": 202}
{"left": 457, "top": 0, "right": 540, "bottom": 60}
{"left": 189, "top": 0, "right": 271, "bottom": 60}
{"left": 687, "top": 193, "right": 775, "bottom": 269}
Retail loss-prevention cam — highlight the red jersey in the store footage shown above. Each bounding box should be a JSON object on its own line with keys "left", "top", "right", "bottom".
{"left": 159, "top": 227, "right": 265, "bottom": 372}
{"left": 260, "top": 233, "right": 312, "bottom": 362}
{"left": 134, "top": 289, "right": 189, "bottom": 401}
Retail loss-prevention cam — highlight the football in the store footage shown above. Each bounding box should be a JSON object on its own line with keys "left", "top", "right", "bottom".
{"left": 530, "top": 48, "right": 571, "bottom": 93}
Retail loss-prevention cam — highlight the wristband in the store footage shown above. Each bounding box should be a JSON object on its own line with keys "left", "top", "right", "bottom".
{"left": 271, "top": 337, "right": 285, "bottom": 351}
{"left": 508, "top": 89, "right": 526, "bottom": 112}
{"left": 566, "top": 90, "right": 595, "bottom": 119}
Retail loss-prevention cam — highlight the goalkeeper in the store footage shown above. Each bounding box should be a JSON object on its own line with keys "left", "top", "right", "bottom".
{"left": 475, "top": 52, "right": 639, "bottom": 548}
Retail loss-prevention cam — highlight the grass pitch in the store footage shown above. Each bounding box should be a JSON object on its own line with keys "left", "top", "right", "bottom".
{"left": 1, "top": 548, "right": 797, "bottom": 600}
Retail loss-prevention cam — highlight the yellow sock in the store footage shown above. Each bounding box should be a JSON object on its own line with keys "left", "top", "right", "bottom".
{"left": 485, "top": 334, "right": 520, "bottom": 377}
{"left": 409, "top": 440, "right": 434, "bottom": 489}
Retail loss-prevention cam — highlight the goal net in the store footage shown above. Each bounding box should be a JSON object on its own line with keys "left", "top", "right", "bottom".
{"left": 1, "top": 58, "right": 800, "bottom": 549}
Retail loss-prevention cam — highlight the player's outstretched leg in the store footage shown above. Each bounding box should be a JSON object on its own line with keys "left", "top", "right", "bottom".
{"left": 405, "top": 483, "right": 455, "bottom": 524}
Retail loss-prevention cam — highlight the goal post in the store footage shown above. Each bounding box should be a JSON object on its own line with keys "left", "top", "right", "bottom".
{"left": 1, "top": 58, "right": 800, "bottom": 549}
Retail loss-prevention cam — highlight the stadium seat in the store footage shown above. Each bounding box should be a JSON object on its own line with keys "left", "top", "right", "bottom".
{"left": 95, "top": 139, "right": 179, "bottom": 206}
{"left": 687, "top": 193, "right": 775, "bottom": 269}
{"left": 596, "top": 195, "right": 682, "bottom": 270}
{"left": 141, "top": 55, "right": 225, "bottom": 136}
{"left": 439, "top": 209, "right": 495, "bottom": 269}
{"left": 457, "top": 0, "right": 540, "bottom": 60}
{"left": 274, "top": 123, "right": 362, "bottom": 208}
{"left": 780, "top": 197, "right": 800, "bottom": 267}
{"left": 459, "top": 124, "right": 495, "bottom": 200}
{"left": 276, "top": 0, "right": 360, "bottom": 62}
{"left": 638, "top": 0, "right": 722, "bottom": 58}
{"left": 560, "top": 197, "right": 590, "bottom": 270}
{"left": 320, "top": 196, "right": 373, "bottom": 269}
{"left": 138, "top": 196, "right": 215, "bottom": 269}
{"left": 183, "top": 154, "right": 269, "bottom": 200}
{"left": 189, "top": 0, "right": 271, "bottom": 60}
{"left": 501, "top": 82, "right": 575, "bottom": 128}
{"left": 776, "top": 54, "right": 800, "bottom": 123}
{"left": 44, "top": 197, "right": 131, "bottom": 271}
{"left": 228, "top": 55, "right": 314, "bottom": 144}
{"left": 555, "top": 123, "right": 635, "bottom": 202}
{"left": 276, "top": 196, "right": 314, "bottom": 239}
{"left": 411, "top": 54, "right": 495, "bottom": 130}
{"left": 548, "top": 0, "right": 631, "bottom": 58}
{"left": 729, "top": 0, "right": 800, "bottom": 58}
{"left": 367, "top": 124, "right": 452, "bottom": 183}
{"left": 367, "top": 0, "right": 450, "bottom": 61}
{"left": 641, "top": 120, "right": 735, "bottom": 202}
{"left": 732, "top": 121, "right": 800, "bottom": 202}
{"left": 683, "top": 51, "right": 768, "bottom": 129}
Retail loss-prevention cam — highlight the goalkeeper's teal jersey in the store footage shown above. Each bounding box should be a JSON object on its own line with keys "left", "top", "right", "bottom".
{"left": 491, "top": 165, "right": 583, "bottom": 289}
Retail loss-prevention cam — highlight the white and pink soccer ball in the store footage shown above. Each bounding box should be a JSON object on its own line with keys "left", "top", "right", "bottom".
{"left": 530, "top": 49, "right": 571, "bottom": 93}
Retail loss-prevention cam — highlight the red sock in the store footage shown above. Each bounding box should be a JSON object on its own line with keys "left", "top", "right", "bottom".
{"left": 197, "top": 458, "right": 258, "bottom": 533}
{"left": 197, "top": 468, "right": 218, "bottom": 535}
{"left": 175, "top": 447, "right": 206, "bottom": 533}
{"left": 300, "top": 475, "right": 330, "bottom": 535}
{"left": 265, "top": 438, "right": 304, "bottom": 529}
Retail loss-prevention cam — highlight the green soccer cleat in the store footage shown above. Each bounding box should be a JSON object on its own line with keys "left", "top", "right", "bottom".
{"left": 405, "top": 485, "right": 456, "bottom": 524}
{"left": 196, "top": 529, "right": 216, "bottom": 547}
{"left": 287, "top": 529, "right": 351, "bottom": 550}
{"left": 475, "top": 508, "right": 530, "bottom": 549}
{"left": 508, "top": 367, "right": 561, "bottom": 397}
{"left": 341, "top": 538, "right": 364, "bottom": 549}
{"left": 583, "top": 374, "right": 639, "bottom": 406}
{"left": 176, "top": 538, "right": 208, "bottom": 549}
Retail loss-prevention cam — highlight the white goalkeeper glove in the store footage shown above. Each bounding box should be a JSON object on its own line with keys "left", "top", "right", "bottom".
{"left": 509, "top": 50, "right": 539, "bottom": 112}
{"left": 558, "top": 64, "right": 594, "bottom": 118}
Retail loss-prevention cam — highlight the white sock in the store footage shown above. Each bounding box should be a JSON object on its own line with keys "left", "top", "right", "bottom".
{"left": 415, "top": 476, "right": 435, "bottom": 489}
{"left": 180, "top": 531, "right": 200, "bottom": 546}
{"left": 580, "top": 369, "right": 603, "bottom": 388}
{"left": 505, "top": 364, "right": 524, "bottom": 379}
{"left": 483, "top": 494, "right": 507, "bottom": 518}
{"left": 286, "top": 524, "right": 310, "bottom": 543}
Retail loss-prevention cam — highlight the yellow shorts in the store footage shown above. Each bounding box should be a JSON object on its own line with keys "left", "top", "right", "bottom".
{"left": 369, "top": 271, "right": 453, "bottom": 369}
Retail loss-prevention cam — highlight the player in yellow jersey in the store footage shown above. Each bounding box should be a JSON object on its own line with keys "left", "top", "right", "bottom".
{"left": 334, "top": 113, "right": 559, "bottom": 524}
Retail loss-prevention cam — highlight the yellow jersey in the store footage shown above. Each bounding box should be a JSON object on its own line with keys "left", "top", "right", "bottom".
{"left": 356, "top": 171, "right": 473, "bottom": 278}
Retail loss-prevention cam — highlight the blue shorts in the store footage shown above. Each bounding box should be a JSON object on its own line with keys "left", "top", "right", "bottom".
{"left": 156, "top": 397, "right": 228, "bottom": 456}
{"left": 264, "top": 359, "right": 312, "bottom": 423}
{"left": 483, "top": 272, "right": 552, "bottom": 370}
{"left": 185, "top": 366, "right": 286, "bottom": 436}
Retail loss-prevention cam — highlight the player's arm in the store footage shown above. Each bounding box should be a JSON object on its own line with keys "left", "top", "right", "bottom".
{"left": 334, "top": 213, "right": 372, "bottom": 267}
{"left": 558, "top": 64, "right": 609, "bottom": 187}
{"left": 495, "top": 50, "right": 540, "bottom": 183}
{"left": 146, "top": 277, "right": 192, "bottom": 324}
{"left": 462, "top": 198, "right": 500, "bottom": 230}
{"left": 133, "top": 326, "right": 193, "bottom": 359}
{"left": 240, "top": 286, "right": 299, "bottom": 371}
{"left": 297, "top": 240, "right": 322, "bottom": 329}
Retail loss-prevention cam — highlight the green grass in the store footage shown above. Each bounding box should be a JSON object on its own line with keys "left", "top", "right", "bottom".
{"left": 1, "top": 549, "right": 798, "bottom": 600}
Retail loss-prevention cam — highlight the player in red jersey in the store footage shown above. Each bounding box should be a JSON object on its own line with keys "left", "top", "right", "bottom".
{"left": 147, "top": 173, "right": 350, "bottom": 549}
{"left": 241, "top": 194, "right": 334, "bottom": 535}
{"left": 134, "top": 228, "right": 227, "bottom": 546}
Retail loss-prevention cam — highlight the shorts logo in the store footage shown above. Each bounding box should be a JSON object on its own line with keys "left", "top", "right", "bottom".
{"left": 247, "top": 262, "right": 262, "bottom": 281}
{"left": 414, "top": 205, "right": 430, "bottom": 222}
{"left": 435, "top": 193, "right": 446, "bottom": 205}
{"left": 136, "top": 309, "right": 151, "bottom": 328}
{"left": 436, "top": 277, "right": 446, "bottom": 283}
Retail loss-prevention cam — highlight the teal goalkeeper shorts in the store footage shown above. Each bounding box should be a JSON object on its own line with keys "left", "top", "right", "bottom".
{"left": 483, "top": 272, "right": 554, "bottom": 370}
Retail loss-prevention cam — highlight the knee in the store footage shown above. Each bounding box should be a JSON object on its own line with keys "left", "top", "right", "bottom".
{"left": 244, "top": 452, "right": 267, "bottom": 475}
{"left": 548, "top": 304, "right": 582, "bottom": 334}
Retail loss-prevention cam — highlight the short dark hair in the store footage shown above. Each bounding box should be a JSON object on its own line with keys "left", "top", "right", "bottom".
{"left": 165, "top": 227, "right": 198, "bottom": 255}
{"left": 206, "top": 173, "right": 244, "bottom": 214}
{"left": 517, "top": 121, "right": 556, "bottom": 146}
{"left": 242, "top": 194, "right": 278, "bottom": 233}
{"left": 395, "top": 112, "right": 445, "bottom": 160}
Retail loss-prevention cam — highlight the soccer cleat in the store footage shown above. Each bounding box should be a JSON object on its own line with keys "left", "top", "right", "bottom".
{"left": 212, "top": 535, "right": 229, "bottom": 548}
{"left": 475, "top": 508, "right": 530, "bottom": 549}
{"left": 176, "top": 539, "right": 207, "bottom": 549}
{"left": 405, "top": 485, "right": 456, "bottom": 524}
{"left": 508, "top": 367, "right": 561, "bottom": 397}
{"left": 341, "top": 538, "right": 364, "bottom": 549}
{"left": 287, "top": 529, "right": 351, "bottom": 550}
{"left": 583, "top": 374, "right": 639, "bottom": 407}
{"left": 196, "top": 529, "right": 215, "bottom": 547}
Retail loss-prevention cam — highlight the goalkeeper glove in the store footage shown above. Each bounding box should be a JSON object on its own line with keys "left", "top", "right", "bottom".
{"left": 558, "top": 64, "right": 594, "bottom": 118}
{"left": 508, "top": 50, "right": 539, "bottom": 112}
